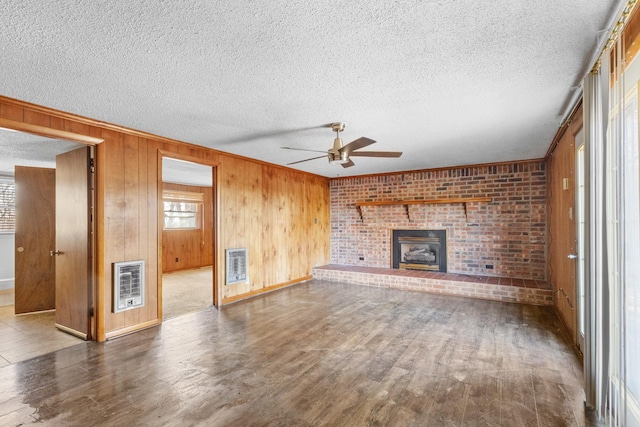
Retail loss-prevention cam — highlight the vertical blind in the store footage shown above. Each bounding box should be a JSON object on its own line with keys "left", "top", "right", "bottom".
{"left": 608, "top": 27, "right": 640, "bottom": 425}
{"left": 0, "top": 178, "right": 15, "bottom": 232}
{"left": 586, "top": 1, "right": 640, "bottom": 424}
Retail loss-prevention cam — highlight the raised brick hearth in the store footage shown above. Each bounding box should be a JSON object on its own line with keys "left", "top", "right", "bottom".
{"left": 313, "top": 264, "right": 553, "bottom": 306}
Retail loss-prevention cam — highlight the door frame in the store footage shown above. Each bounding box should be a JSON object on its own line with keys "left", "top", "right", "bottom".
{"left": 575, "top": 130, "right": 586, "bottom": 352}
{"left": 157, "top": 150, "right": 220, "bottom": 318}
{"left": 0, "top": 117, "right": 103, "bottom": 340}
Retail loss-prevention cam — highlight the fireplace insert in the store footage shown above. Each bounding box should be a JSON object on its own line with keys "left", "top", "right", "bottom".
{"left": 392, "top": 229, "right": 447, "bottom": 272}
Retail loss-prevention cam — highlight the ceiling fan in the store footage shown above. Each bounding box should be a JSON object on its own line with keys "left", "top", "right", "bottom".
{"left": 281, "top": 122, "right": 402, "bottom": 168}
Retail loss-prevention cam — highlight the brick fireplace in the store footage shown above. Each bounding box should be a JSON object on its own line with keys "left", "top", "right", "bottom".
{"left": 329, "top": 161, "right": 546, "bottom": 280}
{"left": 318, "top": 161, "right": 550, "bottom": 305}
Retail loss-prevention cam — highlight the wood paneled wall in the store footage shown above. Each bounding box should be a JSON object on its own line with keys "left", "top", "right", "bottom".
{"left": 546, "top": 105, "right": 582, "bottom": 346}
{"left": 161, "top": 183, "right": 213, "bottom": 273}
{"left": 0, "top": 95, "right": 330, "bottom": 342}
{"left": 218, "top": 156, "right": 330, "bottom": 302}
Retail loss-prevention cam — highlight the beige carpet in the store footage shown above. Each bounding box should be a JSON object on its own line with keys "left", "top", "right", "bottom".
{"left": 162, "top": 266, "right": 213, "bottom": 319}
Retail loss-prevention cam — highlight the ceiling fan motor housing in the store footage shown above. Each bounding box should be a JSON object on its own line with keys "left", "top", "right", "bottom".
{"left": 328, "top": 150, "right": 349, "bottom": 164}
{"left": 331, "top": 136, "right": 344, "bottom": 152}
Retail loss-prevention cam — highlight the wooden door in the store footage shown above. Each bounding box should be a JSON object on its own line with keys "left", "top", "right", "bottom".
{"left": 54, "top": 147, "right": 92, "bottom": 340}
{"left": 547, "top": 109, "right": 582, "bottom": 346}
{"left": 14, "top": 167, "right": 56, "bottom": 314}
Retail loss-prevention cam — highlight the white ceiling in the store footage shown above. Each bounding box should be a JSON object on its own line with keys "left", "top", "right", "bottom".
{"left": 0, "top": 129, "right": 81, "bottom": 176}
{"left": 0, "top": 1, "right": 621, "bottom": 177}
{"left": 0, "top": 128, "right": 211, "bottom": 185}
{"left": 162, "top": 157, "right": 212, "bottom": 187}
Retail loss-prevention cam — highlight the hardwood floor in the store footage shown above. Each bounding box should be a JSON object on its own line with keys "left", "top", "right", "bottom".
{"left": 0, "top": 266, "right": 210, "bottom": 368}
{"left": 0, "top": 280, "right": 595, "bottom": 426}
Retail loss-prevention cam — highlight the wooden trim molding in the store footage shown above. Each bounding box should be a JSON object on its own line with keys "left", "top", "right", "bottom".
{"left": 0, "top": 117, "right": 104, "bottom": 145}
{"left": 55, "top": 323, "right": 88, "bottom": 340}
{"left": 158, "top": 149, "right": 220, "bottom": 309}
{"left": 545, "top": 99, "right": 583, "bottom": 160}
{"left": 104, "top": 319, "right": 161, "bottom": 340}
{"left": 221, "top": 276, "right": 312, "bottom": 305}
{"left": 0, "top": 95, "right": 325, "bottom": 180}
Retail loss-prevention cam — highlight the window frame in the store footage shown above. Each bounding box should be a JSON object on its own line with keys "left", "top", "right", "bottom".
{"left": 162, "top": 190, "right": 204, "bottom": 231}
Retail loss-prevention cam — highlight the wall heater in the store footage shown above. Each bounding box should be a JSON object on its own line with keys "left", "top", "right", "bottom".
{"left": 226, "top": 248, "right": 248, "bottom": 285}
{"left": 113, "top": 260, "right": 145, "bottom": 312}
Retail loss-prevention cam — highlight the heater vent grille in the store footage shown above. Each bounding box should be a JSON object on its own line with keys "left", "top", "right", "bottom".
{"left": 226, "top": 248, "right": 248, "bottom": 285}
{"left": 113, "top": 260, "right": 145, "bottom": 312}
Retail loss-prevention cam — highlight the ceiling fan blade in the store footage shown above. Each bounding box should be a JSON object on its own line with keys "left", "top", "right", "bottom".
{"left": 286, "top": 155, "right": 327, "bottom": 165}
{"left": 281, "top": 146, "right": 328, "bottom": 154}
{"left": 341, "top": 159, "right": 355, "bottom": 168}
{"left": 349, "top": 151, "right": 403, "bottom": 158}
{"left": 339, "top": 137, "right": 376, "bottom": 155}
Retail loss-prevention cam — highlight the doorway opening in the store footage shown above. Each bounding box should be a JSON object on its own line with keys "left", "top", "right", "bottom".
{"left": 0, "top": 127, "right": 96, "bottom": 364}
{"left": 160, "top": 155, "right": 217, "bottom": 320}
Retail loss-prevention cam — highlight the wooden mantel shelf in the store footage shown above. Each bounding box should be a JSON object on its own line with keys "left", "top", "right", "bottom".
{"left": 354, "top": 197, "right": 492, "bottom": 222}
{"left": 354, "top": 197, "right": 492, "bottom": 207}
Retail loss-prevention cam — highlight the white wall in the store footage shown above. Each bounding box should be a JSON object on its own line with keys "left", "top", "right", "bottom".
{"left": 0, "top": 233, "right": 15, "bottom": 289}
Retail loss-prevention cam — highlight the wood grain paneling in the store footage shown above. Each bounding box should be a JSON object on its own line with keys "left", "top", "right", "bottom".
{"left": 162, "top": 183, "right": 213, "bottom": 272}
{"left": 14, "top": 167, "right": 56, "bottom": 314}
{"left": 217, "top": 155, "right": 330, "bottom": 303}
{"left": 546, "top": 105, "right": 582, "bottom": 345}
{"left": 1, "top": 95, "right": 330, "bottom": 341}
{"left": 55, "top": 147, "right": 91, "bottom": 339}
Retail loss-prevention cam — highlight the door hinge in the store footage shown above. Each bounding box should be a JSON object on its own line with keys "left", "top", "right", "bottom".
{"left": 89, "top": 307, "right": 94, "bottom": 317}
{"left": 89, "top": 158, "right": 95, "bottom": 168}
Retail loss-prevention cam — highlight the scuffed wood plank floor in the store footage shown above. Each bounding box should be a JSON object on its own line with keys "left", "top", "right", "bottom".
{"left": 0, "top": 281, "right": 593, "bottom": 426}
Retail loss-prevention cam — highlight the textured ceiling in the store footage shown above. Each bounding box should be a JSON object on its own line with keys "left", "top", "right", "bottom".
{"left": 0, "top": 128, "right": 210, "bottom": 185}
{"left": 0, "top": 129, "right": 81, "bottom": 176}
{"left": 162, "top": 157, "right": 213, "bottom": 187}
{"left": 0, "top": 1, "right": 621, "bottom": 177}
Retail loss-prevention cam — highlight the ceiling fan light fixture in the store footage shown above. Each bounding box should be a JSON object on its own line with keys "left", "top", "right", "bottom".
{"left": 329, "top": 151, "right": 349, "bottom": 165}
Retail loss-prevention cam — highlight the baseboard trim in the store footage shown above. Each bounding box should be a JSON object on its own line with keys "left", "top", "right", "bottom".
{"left": 222, "top": 276, "right": 312, "bottom": 305}
{"left": 55, "top": 323, "right": 88, "bottom": 340}
{"left": 104, "top": 319, "right": 161, "bottom": 340}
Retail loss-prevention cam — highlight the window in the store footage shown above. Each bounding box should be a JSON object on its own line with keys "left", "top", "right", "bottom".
{"left": 619, "top": 87, "right": 640, "bottom": 410}
{"left": 608, "top": 77, "right": 640, "bottom": 425}
{"left": 0, "top": 178, "right": 15, "bottom": 232}
{"left": 162, "top": 190, "right": 204, "bottom": 230}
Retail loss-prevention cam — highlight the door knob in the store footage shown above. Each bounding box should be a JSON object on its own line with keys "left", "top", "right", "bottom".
{"left": 567, "top": 253, "right": 578, "bottom": 260}
{"left": 50, "top": 250, "right": 63, "bottom": 256}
